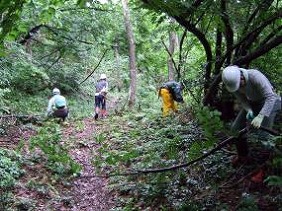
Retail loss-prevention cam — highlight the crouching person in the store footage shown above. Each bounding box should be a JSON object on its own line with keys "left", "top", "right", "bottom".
{"left": 159, "top": 81, "right": 184, "bottom": 117}
{"left": 46, "top": 88, "right": 69, "bottom": 122}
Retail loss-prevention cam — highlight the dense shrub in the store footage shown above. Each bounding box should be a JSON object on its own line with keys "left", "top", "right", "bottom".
{"left": 11, "top": 61, "right": 50, "bottom": 94}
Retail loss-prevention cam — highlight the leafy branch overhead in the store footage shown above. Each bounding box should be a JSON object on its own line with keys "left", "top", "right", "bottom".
{"left": 139, "top": 0, "right": 281, "bottom": 106}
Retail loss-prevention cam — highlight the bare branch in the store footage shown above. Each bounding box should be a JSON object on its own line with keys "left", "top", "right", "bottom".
{"left": 79, "top": 49, "right": 108, "bottom": 85}
{"left": 160, "top": 38, "right": 179, "bottom": 77}
{"left": 234, "top": 35, "right": 282, "bottom": 65}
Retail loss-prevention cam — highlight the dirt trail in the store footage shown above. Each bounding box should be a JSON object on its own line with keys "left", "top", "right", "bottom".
{"left": 0, "top": 117, "right": 115, "bottom": 210}
{"left": 63, "top": 118, "right": 115, "bottom": 210}
{"left": 1, "top": 97, "right": 119, "bottom": 210}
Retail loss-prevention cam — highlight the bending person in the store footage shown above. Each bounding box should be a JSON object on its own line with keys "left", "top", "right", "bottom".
{"left": 221, "top": 65, "right": 281, "bottom": 167}
{"left": 46, "top": 88, "right": 69, "bottom": 122}
{"left": 159, "top": 81, "right": 184, "bottom": 117}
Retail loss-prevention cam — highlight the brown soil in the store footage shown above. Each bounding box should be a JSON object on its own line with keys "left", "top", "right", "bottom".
{"left": 1, "top": 117, "right": 115, "bottom": 210}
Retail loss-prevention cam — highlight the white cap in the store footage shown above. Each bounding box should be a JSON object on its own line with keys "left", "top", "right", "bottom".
{"left": 222, "top": 66, "right": 241, "bottom": 92}
{"left": 100, "top": 74, "right": 107, "bottom": 80}
{"left": 52, "top": 88, "right": 60, "bottom": 95}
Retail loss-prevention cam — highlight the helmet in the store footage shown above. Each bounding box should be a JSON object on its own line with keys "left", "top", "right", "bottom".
{"left": 52, "top": 88, "right": 60, "bottom": 95}
{"left": 222, "top": 66, "right": 241, "bottom": 92}
{"left": 100, "top": 74, "right": 107, "bottom": 80}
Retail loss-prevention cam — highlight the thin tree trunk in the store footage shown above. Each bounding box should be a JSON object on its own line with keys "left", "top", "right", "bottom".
{"left": 113, "top": 42, "right": 122, "bottom": 92}
{"left": 121, "top": 0, "right": 137, "bottom": 108}
{"left": 168, "top": 19, "right": 178, "bottom": 80}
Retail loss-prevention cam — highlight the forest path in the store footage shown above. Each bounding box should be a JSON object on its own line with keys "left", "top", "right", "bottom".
{"left": 0, "top": 96, "right": 120, "bottom": 210}
{"left": 62, "top": 117, "right": 115, "bottom": 210}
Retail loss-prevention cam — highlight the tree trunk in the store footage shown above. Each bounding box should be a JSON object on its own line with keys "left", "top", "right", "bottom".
{"left": 168, "top": 19, "right": 178, "bottom": 81}
{"left": 121, "top": 0, "right": 137, "bottom": 109}
{"left": 113, "top": 42, "right": 122, "bottom": 92}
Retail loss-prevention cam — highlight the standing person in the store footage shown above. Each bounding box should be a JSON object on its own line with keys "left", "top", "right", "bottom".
{"left": 46, "top": 88, "right": 69, "bottom": 122}
{"left": 94, "top": 73, "right": 108, "bottom": 120}
{"left": 158, "top": 81, "right": 184, "bottom": 117}
{"left": 221, "top": 65, "right": 281, "bottom": 168}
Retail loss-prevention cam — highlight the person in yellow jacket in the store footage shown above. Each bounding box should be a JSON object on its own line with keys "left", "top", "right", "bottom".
{"left": 159, "top": 81, "right": 184, "bottom": 116}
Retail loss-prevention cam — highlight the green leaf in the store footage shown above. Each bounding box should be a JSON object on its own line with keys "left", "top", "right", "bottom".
{"left": 76, "top": 0, "right": 87, "bottom": 7}
{"left": 264, "top": 176, "right": 282, "bottom": 186}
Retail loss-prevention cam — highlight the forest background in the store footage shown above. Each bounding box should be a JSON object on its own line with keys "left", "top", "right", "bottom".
{"left": 0, "top": 0, "right": 281, "bottom": 210}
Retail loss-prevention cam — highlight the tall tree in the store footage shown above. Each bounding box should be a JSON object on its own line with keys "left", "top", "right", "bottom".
{"left": 122, "top": 0, "right": 137, "bottom": 108}
{"left": 139, "top": 0, "right": 282, "bottom": 107}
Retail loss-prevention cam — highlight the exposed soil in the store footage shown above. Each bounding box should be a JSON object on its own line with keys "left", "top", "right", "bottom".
{"left": 64, "top": 118, "right": 115, "bottom": 210}
{"left": 1, "top": 116, "right": 115, "bottom": 210}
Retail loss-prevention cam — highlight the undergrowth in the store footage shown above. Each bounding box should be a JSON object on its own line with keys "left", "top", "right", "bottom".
{"left": 28, "top": 121, "right": 81, "bottom": 176}
{"left": 94, "top": 103, "right": 282, "bottom": 210}
{"left": 0, "top": 149, "right": 23, "bottom": 210}
{"left": 94, "top": 106, "right": 234, "bottom": 210}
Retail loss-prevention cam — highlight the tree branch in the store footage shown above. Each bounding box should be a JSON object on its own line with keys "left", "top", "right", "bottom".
{"left": 19, "top": 24, "right": 44, "bottom": 45}
{"left": 220, "top": 0, "right": 233, "bottom": 65}
{"left": 234, "top": 35, "right": 282, "bottom": 65}
{"left": 178, "top": 29, "right": 187, "bottom": 73}
{"left": 79, "top": 49, "right": 108, "bottom": 85}
{"left": 173, "top": 16, "right": 213, "bottom": 91}
{"left": 161, "top": 38, "right": 179, "bottom": 77}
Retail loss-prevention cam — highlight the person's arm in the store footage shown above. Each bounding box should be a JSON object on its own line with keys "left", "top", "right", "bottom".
{"left": 253, "top": 71, "right": 277, "bottom": 117}
{"left": 100, "top": 81, "right": 108, "bottom": 94}
{"left": 46, "top": 97, "right": 55, "bottom": 116}
{"left": 250, "top": 70, "right": 278, "bottom": 128}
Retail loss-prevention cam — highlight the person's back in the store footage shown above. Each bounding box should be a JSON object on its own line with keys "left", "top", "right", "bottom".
{"left": 53, "top": 95, "right": 67, "bottom": 109}
{"left": 159, "top": 81, "right": 184, "bottom": 116}
{"left": 94, "top": 74, "right": 108, "bottom": 119}
{"left": 95, "top": 79, "right": 108, "bottom": 95}
{"left": 46, "top": 88, "right": 69, "bottom": 121}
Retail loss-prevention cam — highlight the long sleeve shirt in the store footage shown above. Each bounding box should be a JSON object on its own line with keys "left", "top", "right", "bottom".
{"left": 234, "top": 69, "right": 280, "bottom": 117}
{"left": 46, "top": 95, "right": 67, "bottom": 116}
{"left": 95, "top": 79, "right": 108, "bottom": 96}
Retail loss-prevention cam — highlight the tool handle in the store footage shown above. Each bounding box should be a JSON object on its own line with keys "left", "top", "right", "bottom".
{"left": 259, "top": 126, "right": 281, "bottom": 136}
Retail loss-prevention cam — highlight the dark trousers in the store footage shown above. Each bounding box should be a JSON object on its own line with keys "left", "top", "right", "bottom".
{"left": 95, "top": 95, "right": 106, "bottom": 110}
{"left": 53, "top": 108, "right": 69, "bottom": 121}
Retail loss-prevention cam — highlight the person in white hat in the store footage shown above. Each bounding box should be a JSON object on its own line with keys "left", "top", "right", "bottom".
{"left": 46, "top": 87, "right": 69, "bottom": 121}
{"left": 94, "top": 74, "right": 108, "bottom": 120}
{"left": 222, "top": 65, "right": 281, "bottom": 169}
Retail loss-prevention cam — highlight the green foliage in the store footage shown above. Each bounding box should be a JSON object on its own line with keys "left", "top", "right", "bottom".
{"left": 251, "top": 45, "right": 282, "bottom": 93}
{"left": 1, "top": 44, "right": 50, "bottom": 94}
{"left": 264, "top": 175, "right": 282, "bottom": 186}
{"left": 0, "top": 0, "right": 26, "bottom": 43}
{"left": 9, "top": 91, "right": 47, "bottom": 114}
{"left": 263, "top": 134, "right": 282, "bottom": 187}
{"left": 0, "top": 148, "right": 23, "bottom": 210}
{"left": 11, "top": 60, "right": 50, "bottom": 94}
{"left": 94, "top": 114, "right": 212, "bottom": 209}
{"left": 0, "top": 58, "right": 13, "bottom": 113}
{"left": 0, "top": 149, "right": 23, "bottom": 188}
{"left": 29, "top": 122, "right": 81, "bottom": 176}
{"left": 193, "top": 106, "right": 224, "bottom": 142}
{"left": 0, "top": 88, "right": 11, "bottom": 114}
{"left": 237, "top": 194, "right": 258, "bottom": 211}
{"left": 46, "top": 65, "right": 79, "bottom": 93}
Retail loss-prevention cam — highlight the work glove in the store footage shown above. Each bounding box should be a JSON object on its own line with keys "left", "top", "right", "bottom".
{"left": 246, "top": 110, "right": 254, "bottom": 121}
{"left": 251, "top": 114, "right": 264, "bottom": 128}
